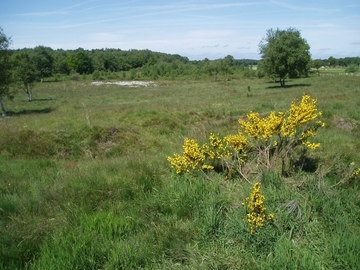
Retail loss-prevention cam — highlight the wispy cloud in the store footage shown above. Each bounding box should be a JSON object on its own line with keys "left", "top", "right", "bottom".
{"left": 202, "top": 44, "right": 220, "bottom": 48}
{"left": 129, "top": 1, "right": 264, "bottom": 12}
{"left": 16, "top": 11, "right": 68, "bottom": 17}
{"left": 188, "top": 30, "right": 234, "bottom": 39}
{"left": 16, "top": 0, "right": 100, "bottom": 17}
{"left": 270, "top": 0, "right": 338, "bottom": 13}
{"left": 106, "top": 1, "right": 265, "bottom": 19}
{"left": 313, "top": 23, "right": 340, "bottom": 28}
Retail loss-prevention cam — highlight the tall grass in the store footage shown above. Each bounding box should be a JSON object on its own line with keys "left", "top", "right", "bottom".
{"left": 1, "top": 75, "right": 359, "bottom": 269}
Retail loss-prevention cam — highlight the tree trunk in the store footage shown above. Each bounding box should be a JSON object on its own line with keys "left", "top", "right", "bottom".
{"left": 0, "top": 97, "right": 7, "bottom": 117}
{"left": 23, "top": 84, "right": 33, "bottom": 101}
{"left": 280, "top": 78, "right": 285, "bottom": 87}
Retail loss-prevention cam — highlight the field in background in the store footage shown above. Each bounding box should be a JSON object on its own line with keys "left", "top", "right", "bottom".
{"left": 1, "top": 74, "right": 360, "bottom": 269}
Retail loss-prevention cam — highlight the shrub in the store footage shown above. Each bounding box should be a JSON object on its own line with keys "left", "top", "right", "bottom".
{"left": 70, "top": 71, "right": 80, "bottom": 81}
{"left": 92, "top": 70, "right": 101, "bottom": 80}
{"left": 345, "top": 64, "right": 359, "bottom": 73}
{"left": 168, "top": 94, "right": 325, "bottom": 177}
{"left": 243, "top": 182, "right": 274, "bottom": 234}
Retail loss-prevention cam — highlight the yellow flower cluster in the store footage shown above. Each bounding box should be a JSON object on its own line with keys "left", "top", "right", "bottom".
{"left": 239, "top": 94, "right": 324, "bottom": 149}
{"left": 302, "top": 141, "right": 321, "bottom": 150}
{"left": 167, "top": 134, "right": 236, "bottom": 174}
{"left": 167, "top": 138, "right": 205, "bottom": 174}
{"left": 239, "top": 111, "right": 284, "bottom": 141}
{"left": 351, "top": 166, "right": 360, "bottom": 178}
{"left": 202, "top": 133, "right": 232, "bottom": 160}
{"left": 281, "top": 94, "right": 324, "bottom": 137}
{"left": 224, "top": 132, "right": 248, "bottom": 151}
{"left": 350, "top": 162, "right": 360, "bottom": 178}
{"left": 243, "top": 182, "right": 274, "bottom": 234}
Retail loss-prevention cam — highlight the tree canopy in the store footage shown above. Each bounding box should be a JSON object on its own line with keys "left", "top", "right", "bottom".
{"left": 258, "top": 27, "right": 311, "bottom": 87}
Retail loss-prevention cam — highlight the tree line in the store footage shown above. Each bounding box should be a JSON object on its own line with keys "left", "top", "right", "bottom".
{"left": 7, "top": 45, "right": 358, "bottom": 81}
{"left": 8, "top": 46, "right": 260, "bottom": 79}
{"left": 311, "top": 56, "right": 360, "bottom": 72}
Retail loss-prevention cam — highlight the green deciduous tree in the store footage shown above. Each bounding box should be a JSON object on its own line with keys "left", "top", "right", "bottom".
{"left": 147, "top": 55, "right": 157, "bottom": 66}
{"left": 66, "top": 49, "right": 93, "bottom": 74}
{"left": 311, "top": 59, "right": 324, "bottom": 71}
{"left": 328, "top": 56, "right": 336, "bottom": 67}
{"left": 219, "top": 57, "right": 232, "bottom": 81}
{"left": 0, "top": 27, "right": 12, "bottom": 116}
{"left": 12, "top": 52, "right": 38, "bottom": 101}
{"left": 258, "top": 27, "right": 311, "bottom": 87}
{"left": 53, "top": 49, "right": 70, "bottom": 75}
{"left": 205, "top": 60, "right": 220, "bottom": 81}
{"left": 32, "top": 46, "right": 54, "bottom": 82}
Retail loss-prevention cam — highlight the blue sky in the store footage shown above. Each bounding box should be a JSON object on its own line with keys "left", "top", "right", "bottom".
{"left": 1, "top": 0, "right": 359, "bottom": 60}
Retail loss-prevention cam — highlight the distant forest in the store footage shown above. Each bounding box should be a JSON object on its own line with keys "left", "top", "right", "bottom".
{"left": 9, "top": 46, "right": 360, "bottom": 81}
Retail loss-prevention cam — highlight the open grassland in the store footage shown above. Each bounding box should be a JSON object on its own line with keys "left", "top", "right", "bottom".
{"left": 1, "top": 75, "right": 360, "bottom": 269}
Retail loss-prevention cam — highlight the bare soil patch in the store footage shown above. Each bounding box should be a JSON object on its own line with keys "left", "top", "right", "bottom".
{"left": 91, "top": 81, "right": 156, "bottom": 87}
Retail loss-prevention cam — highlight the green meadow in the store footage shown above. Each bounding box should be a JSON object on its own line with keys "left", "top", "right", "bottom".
{"left": 1, "top": 74, "right": 360, "bottom": 269}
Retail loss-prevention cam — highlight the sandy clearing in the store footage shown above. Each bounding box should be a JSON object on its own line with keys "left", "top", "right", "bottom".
{"left": 91, "top": 81, "right": 156, "bottom": 87}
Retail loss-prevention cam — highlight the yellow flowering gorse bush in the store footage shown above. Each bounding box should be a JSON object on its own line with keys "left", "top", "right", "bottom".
{"left": 243, "top": 182, "right": 274, "bottom": 234}
{"left": 167, "top": 94, "right": 325, "bottom": 176}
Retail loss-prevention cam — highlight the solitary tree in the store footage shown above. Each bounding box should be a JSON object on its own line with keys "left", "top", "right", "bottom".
{"left": 12, "top": 52, "right": 38, "bottom": 101}
{"left": 0, "top": 27, "right": 12, "bottom": 116}
{"left": 258, "top": 27, "right": 311, "bottom": 87}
